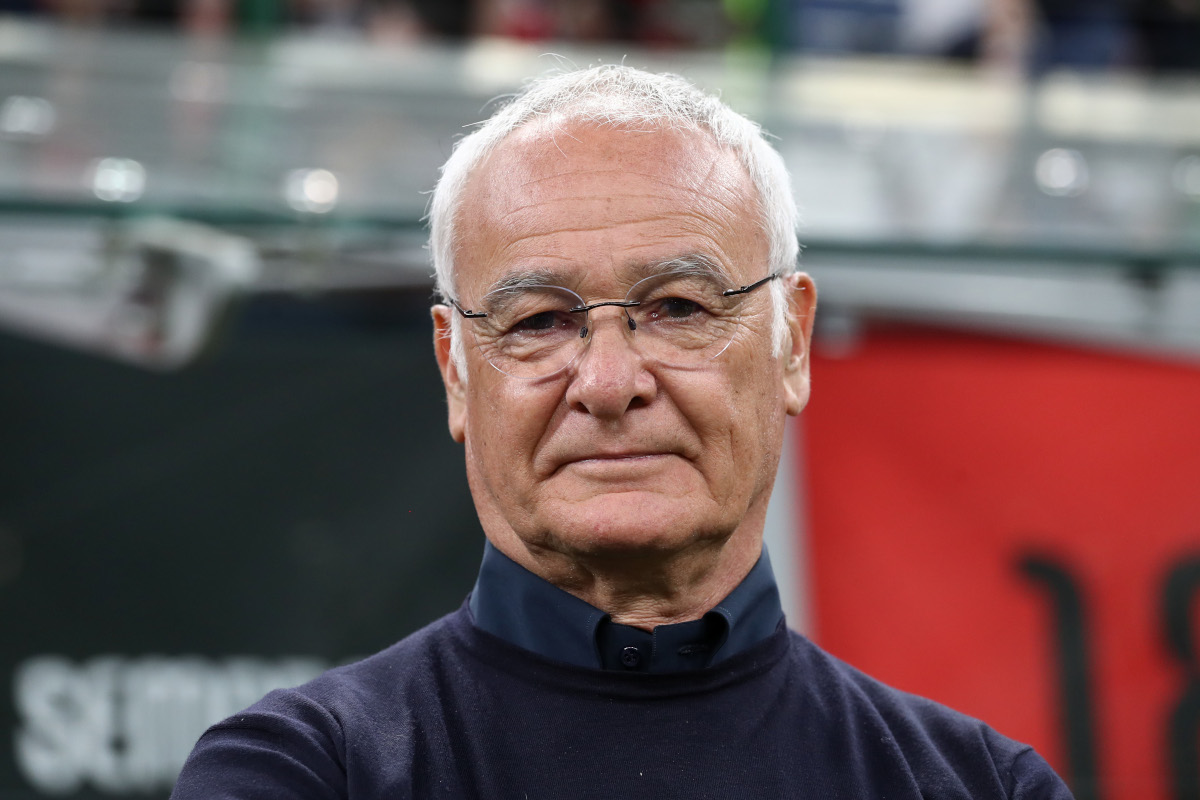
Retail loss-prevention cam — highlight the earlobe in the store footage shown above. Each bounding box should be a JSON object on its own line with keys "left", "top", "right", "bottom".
{"left": 781, "top": 273, "right": 817, "bottom": 417}
{"left": 432, "top": 306, "right": 468, "bottom": 443}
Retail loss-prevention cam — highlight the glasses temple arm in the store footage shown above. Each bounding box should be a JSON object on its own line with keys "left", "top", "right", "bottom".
{"left": 445, "top": 297, "right": 488, "bottom": 319}
{"left": 721, "top": 272, "right": 781, "bottom": 297}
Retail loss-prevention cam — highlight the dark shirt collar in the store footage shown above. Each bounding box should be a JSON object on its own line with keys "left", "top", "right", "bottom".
{"left": 468, "top": 540, "right": 784, "bottom": 673}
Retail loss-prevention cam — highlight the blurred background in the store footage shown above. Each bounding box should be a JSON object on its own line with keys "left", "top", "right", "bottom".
{"left": 1, "top": 1, "right": 1198, "bottom": 798}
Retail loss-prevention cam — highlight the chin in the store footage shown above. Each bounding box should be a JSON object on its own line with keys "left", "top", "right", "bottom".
{"left": 539, "top": 491, "right": 730, "bottom": 560}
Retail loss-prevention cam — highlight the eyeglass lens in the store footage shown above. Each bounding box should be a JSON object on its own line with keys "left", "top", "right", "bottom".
{"left": 468, "top": 272, "right": 761, "bottom": 379}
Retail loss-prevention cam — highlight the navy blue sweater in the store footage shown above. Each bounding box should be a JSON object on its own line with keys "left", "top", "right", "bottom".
{"left": 173, "top": 604, "right": 1072, "bottom": 798}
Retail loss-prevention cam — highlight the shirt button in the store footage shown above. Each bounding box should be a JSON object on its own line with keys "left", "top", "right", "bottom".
{"left": 620, "top": 646, "right": 642, "bottom": 669}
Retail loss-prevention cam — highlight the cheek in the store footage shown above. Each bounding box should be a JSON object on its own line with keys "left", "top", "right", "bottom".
{"left": 670, "top": 373, "right": 755, "bottom": 467}
{"left": 465, "top": 370, "right": 558, "bottom": 468}
{"left": 724, "top": 366, "right": 787, "bottom": 467}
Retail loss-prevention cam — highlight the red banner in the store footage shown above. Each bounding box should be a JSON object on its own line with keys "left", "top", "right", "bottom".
{"left": 802, "top": 327, "right": 1200, "bottom": 800}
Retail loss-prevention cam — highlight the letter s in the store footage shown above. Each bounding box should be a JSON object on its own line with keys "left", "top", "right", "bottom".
{"left": 13, "top": 657, "right": 84, "bottom": 795}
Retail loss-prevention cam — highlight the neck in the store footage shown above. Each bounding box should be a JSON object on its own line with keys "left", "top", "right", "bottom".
{"left": 485, "top": 523, "right": 765, "bottom": 630}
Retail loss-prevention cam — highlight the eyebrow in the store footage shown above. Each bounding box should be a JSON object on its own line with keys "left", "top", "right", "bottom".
{"left": 486, "top": 268, "right": 571, "bottom": 294}
{"left": 633, "top": 254, "right": 730, "bottom": 284}
{"left": 484, "top": 253, "right": 731, "bottom": 297}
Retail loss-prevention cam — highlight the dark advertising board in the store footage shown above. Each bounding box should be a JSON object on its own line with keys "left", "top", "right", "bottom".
{"left": 0, "top": 290, "right": 481, "bottom": 798}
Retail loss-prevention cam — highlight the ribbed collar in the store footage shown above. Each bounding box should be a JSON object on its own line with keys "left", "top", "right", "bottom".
{"left": 467, "top": 540, "right": 784, "bottom": 673}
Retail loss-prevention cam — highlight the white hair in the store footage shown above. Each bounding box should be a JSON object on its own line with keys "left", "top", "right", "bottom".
{"left": 429, "top": 64, "right": 800, "bottom": 368}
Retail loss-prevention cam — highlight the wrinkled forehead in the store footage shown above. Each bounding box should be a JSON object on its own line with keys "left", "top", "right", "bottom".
{"left": 452, "top": 119, "right": 767, "bottom": 298}
{"left": 488, "top": 116, "right": 738, "bottom": 196}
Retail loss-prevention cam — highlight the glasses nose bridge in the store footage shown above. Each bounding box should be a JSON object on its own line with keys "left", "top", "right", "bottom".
{"left": 574, "top": 299, "right": 641, "bottom": 369}
{"left": 577, "top": 298, "right": 638, "bottom": 339}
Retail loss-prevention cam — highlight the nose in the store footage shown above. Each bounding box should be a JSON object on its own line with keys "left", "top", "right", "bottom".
{"left": 564, "top": 308, "right": 656, "bottom": 420}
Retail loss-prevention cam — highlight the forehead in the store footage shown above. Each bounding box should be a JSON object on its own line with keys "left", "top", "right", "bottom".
{"left": 453, "top": 120, "right": 766, "bottom": 296}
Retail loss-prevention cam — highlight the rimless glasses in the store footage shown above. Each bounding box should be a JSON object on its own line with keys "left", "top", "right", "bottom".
{"left": 444, "top": 268, "right": 783, "bottom": 380}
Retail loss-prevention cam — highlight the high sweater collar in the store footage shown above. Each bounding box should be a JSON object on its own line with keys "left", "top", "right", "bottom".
{"left": 467, "top": 540, "right": 784, "bottom": 673}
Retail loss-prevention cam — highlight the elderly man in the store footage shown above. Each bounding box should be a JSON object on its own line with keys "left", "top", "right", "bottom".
{"left": 173, "top": 65, "right": 1072, "bottom": 799}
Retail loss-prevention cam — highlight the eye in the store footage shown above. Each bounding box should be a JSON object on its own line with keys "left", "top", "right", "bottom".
{"left": 660, "top": 297, "right": 700, "bottom": 319}
{"left": 513, "top": 309, "right": 564, "bottom": 331}
{"left": 644, "top": 296, "right": 709, "bottom": 322}
{"left": 501, "top": 304, "right": 580, "bottom": 335}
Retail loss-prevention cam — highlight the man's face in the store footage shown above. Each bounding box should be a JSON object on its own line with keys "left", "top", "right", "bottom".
{"left": 434, "top": 122, "right": 814, "bottom": 564}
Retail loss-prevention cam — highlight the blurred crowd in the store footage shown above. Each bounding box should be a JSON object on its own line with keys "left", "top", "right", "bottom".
{"left": 0, "top": 0, "right": 1197, "bottom": 72}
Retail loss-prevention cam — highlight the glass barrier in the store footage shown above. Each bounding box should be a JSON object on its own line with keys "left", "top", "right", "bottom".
{"left": 1, "top": 23, "right": 1198, "bottom": 366}
{"left": 0, "top": 21, "right": 1197, "bottom": 255}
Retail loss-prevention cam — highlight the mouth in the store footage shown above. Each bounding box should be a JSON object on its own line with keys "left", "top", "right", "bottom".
{"left": 554, "top": 451, "right": 680, "bottom": 478}
{"left": 573, "top": 451, "right": 668, "bottom": 462}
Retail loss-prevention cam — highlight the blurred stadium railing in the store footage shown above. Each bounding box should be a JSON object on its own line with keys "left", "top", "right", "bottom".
{"left": 0, "top": 21, "right": 1197, "bottom": 368}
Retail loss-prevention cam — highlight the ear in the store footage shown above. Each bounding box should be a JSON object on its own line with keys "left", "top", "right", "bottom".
{"left": 781, "top": 272, "right": 817, "bottom": 416}
{"left": 432, "top": 305, "right": 468, "bottom": 443}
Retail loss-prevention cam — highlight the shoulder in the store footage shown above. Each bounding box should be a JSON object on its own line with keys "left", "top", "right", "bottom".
{"left": 292, "top": 608, "right": 468, "bottom": 708}
{"left": 784, "top": 631, "right": 1073, "bottom": 799}
{"left": 785, "top": 630, "right": 1009, "bottom": 748}
{"left": 170, "top": 609, "right": 470, "bottom": 800}
{"left": 248, "top": 605, "right": 467, "bottom": 728}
